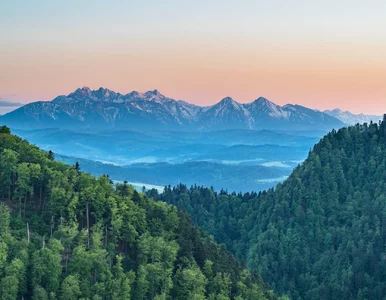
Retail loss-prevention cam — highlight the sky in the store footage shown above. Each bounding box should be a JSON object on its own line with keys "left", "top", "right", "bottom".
{"left": 1, "top": 0, "right": 386, "bottom": 114}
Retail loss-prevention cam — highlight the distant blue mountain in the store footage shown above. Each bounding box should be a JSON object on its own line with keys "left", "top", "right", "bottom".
{"left": 12, "top": 127, "right": 316, "bottom": 192}
{"left": 324, "top": 108, "right": 382, "bottom": 125}
{"left": 0, "top": 99, "right": 23, "bottom": 115}
{"left": 55, "top": 153, "right": 292, "bottom": 193}
{"left": 0, "top": 87, "right": 345, "bottom": 131}
{"left": 11, "top": 127, "right": 317, "bottom": 164}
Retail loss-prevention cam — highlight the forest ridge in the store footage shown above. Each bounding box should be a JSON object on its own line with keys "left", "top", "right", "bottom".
{"left": 0, "top": 125, "right": 282, "bottom": 300}
{"left": 151, "top": 117, "right": 386, "bottom": 299}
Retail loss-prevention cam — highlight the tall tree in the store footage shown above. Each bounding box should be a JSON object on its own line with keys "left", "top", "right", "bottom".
{"left": 0, "top": 149, "right": 18, "bottom": 200}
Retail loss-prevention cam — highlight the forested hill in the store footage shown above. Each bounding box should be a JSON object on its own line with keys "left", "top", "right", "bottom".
{"left": 151, "top": 119, "right": 386, "bottom": 300}
{"left": 0, "top": 126, "right": 279, "bottom": 300}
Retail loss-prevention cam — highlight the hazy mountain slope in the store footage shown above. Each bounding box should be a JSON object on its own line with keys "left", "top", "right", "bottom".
{"left": 0, "top": 99, "right": 23, "bottom": 115}
{"left": 153, "top": 119, "right": 386, "bottom": 300}
{"left": 197, "top": 97, "right": 253, "bottom": 130}
{"left": 0, "top": 126, "right": 278, "bottom": 300}
{"left": 55, "top": 154, "right": 292, "bottom": 192}
{"left": 0, "top": 87, "right": 344, "bottom": 131}
{"left": 12, "top": 127, "right": 312, "bottom": 192}
{"left": 324, "top": 108, "right": 382, "bottom": 125}
{"left": 12, "top": 128, "right": 317, "bottom": 164}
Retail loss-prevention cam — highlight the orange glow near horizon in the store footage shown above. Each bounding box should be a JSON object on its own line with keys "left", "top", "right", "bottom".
{"left": 1, "top": 40, "right": 385, "bottom": 115}
{"left": 1, "top": 1, "right": 386, "bottom": 115}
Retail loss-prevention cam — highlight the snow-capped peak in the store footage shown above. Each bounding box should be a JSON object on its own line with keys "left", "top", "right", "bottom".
{"left": 96, "top": 87, "right": 113, "bottom": 96}
{"left": 218, "top": 97, "right": 241, "bottom": 108}
{"left": 253, "top": 96, "right": 274, "bottom": 106}
{"left": 148, "top": 89, "right": 161, "bottom": 96}
{"left": 74, "top": 86, "right": 92, "bottom": 95}
{"left": 142, "top": 89, "right": 168, "bottom": 103}
{"left": 126, "top": 91, "right": 143, "bottom": 98}
{"left": 247, "top": 97, "right": 288, "bottom": 119}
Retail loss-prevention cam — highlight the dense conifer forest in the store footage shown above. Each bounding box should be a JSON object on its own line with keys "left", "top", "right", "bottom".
{"left": 3, "top": 118, "right": 385, "bottom": 300}
{"left": 151, "top": 119, "right": 386, "bottom": 300}
{"left": 0, "top": 126, "right": 278, "bottom": 300}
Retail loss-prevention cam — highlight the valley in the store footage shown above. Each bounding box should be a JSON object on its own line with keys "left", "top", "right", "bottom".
{"left": 13, "top": 127, "right": 317, "bottom": 192}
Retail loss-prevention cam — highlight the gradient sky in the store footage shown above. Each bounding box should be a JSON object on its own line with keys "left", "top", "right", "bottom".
{"left": 1, "top": 0, "right": 386, "bottom": 114}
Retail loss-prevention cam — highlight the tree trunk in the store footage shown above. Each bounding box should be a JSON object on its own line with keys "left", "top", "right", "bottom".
{"left": 86, "top": 201, "right": 90, "bottom": 248}
{"left": 27, "top": 222, "right": 30, "bottom": 244}
{"left": 105, "top": 224, "right": 108, "bottom": 247}
{"left": 65, "top": 252, "right": 69, "bottom": 275}
{"left": 50, "top": 215, "right": 54, "bottom": 239}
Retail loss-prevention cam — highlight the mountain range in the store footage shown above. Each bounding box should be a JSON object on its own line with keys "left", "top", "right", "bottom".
{"left": 0, "top": 87, "right": 346, "bottom": 131}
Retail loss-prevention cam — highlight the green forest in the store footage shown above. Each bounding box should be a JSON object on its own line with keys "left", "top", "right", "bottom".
{"left": 3, "top": 119, "right": 386, "bottom": 300}
{"left": 151, "top": 120, "right": 386, "bottom": 300}
{"left": 0, "top": 126, "right": 278, "bottom": 300}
